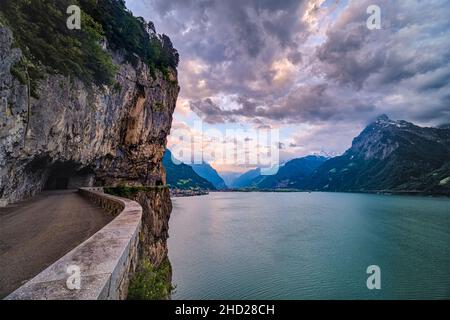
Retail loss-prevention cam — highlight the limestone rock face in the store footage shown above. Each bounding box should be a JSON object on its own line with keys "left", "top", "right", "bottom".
{"left": 132, "top": 188, "right": 172, "bottom": 267}
{"left": 0, "top": 26, "right": 179, "bottom": 206}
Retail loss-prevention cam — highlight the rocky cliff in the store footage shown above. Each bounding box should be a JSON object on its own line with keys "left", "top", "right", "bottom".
{"left": 131, "top": 188, "right": 172, "bottom": 266}
{"left": 0, "top": 0, "right": 180, "bottom": 299}
{"left": 0, "top": 26, "right": 179, "bottom": 206}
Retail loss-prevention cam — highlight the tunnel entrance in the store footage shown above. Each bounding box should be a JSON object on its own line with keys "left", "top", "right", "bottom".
{"left": 54, "top": 177, "right": 69, "bottom": 189}
{"left": 44, "top": 161, "right": 94, "bottom": 190}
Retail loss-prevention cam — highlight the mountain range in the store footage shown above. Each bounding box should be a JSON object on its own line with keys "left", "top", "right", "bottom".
{"left": 229, "top": 168, "right": 261, "bottom": 188}
{"left": 162, "top": 150, "right": 216, "bottom": 190}
{"left": 190, "top": 162, "right": 227, "bottom": 189}
{"left": 302, "top": 115, "right": 450, "bottom": 194}
{"left": 251, "top": 156, "right": 328, "bottom": 189}
{"left": 163, "top": 115, "right": 450, "bottom": 195}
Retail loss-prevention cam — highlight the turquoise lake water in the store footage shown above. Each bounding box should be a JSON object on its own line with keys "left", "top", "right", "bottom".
{"left": 168, "top": 192, "right": 450, "bottom": 299}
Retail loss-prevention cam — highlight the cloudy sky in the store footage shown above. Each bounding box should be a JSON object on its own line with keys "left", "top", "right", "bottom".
{"left": 126, "top": 0, "right": 450, "bottom": 173}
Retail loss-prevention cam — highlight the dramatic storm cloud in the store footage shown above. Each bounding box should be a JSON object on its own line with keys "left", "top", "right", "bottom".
{"left": 126, "top": 0, "right": 450, "bottom": 170}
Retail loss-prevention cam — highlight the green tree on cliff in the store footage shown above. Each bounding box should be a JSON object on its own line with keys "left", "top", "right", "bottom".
{"left": 0, "top": 0, "right": 179, "bottom": 91}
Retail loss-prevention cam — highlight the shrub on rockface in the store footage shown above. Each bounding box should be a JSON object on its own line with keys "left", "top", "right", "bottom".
{"left": 127, "top": 258, "right": 174, "bottom": 300}
{"left": 80, "top": 0, "right": 179, "bottom": 71}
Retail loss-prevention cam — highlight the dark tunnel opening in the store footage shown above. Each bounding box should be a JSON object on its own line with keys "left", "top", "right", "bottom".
{"left": 44, "top": 161, "right": 94, "bottom": 190}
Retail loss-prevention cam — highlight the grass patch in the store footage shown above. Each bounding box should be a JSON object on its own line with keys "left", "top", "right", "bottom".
{"left": 127, "top": 258, "right": 174, "bottom": 300}
{"left": 104, "top": 185, "right": 166, "bottom": 198}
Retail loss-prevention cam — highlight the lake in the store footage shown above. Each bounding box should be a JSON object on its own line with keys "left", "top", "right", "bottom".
{"left": 168, "top": 192, "right": 450, "bottom": 299}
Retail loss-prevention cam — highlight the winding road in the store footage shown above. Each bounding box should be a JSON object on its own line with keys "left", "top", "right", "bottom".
{"left": 0, "top": 190, "right": 112, "bottom": 298}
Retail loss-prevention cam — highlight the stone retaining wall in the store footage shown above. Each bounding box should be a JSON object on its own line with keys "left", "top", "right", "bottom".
{"left": 5, "top": 188, "right": 142, "bottom": 300}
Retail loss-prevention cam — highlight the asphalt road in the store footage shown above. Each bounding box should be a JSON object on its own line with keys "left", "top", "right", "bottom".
{"left": 0, "top": 190, "right": 112, "bottom": 298}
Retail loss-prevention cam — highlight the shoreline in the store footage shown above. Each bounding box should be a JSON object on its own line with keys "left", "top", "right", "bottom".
{"left": 168, "top": 187, "right": 449, "bottom": 198}
{"left": 170, "top": 189, "right": 209, "bottom": 198}
{"left": 211, "top": 189, "right": 450, "bottom": 198}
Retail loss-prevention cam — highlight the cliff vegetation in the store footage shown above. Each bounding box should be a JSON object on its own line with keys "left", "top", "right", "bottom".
{"left": 127, "top": 257, "right": 174, "bottom": 300}
{"left": 0, "top": 0, "right": 179, "bottom": 95}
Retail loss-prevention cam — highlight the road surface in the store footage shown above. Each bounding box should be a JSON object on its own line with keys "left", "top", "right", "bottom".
{"left": 0, "top": 190, "right": 112, "bottom": 298}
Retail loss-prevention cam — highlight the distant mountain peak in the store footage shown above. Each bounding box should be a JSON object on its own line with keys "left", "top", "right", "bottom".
{"left": 312, "top": 150, "right": 339, "bottom": 158}
{"left": 374, "top": 114, "right": 399, "bottom": 126}
{"left": 376, "top": 114, "right": 390, "bottom": 122}
{"left": 368, "top": 114, "right": 417, "bottom": 131}
{"left": 349, "top": 115, "right": 428, "bottom": 161}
